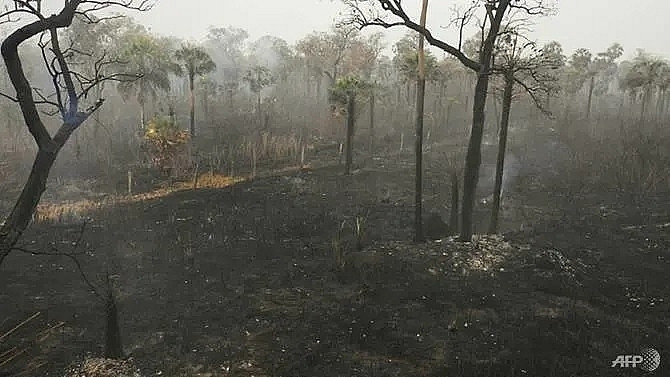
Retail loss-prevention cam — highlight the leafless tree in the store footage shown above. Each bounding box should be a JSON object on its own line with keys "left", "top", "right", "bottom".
{"left": 487, "top": 30, "right": 560, "bottom": 233}
{"left": 0, "top": 0, "right": 153, "bottom": 267}
{"left": 343, "top": 0, "right": 554, "bottom": 240}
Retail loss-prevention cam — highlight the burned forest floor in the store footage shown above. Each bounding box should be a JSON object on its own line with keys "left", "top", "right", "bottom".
{"left": 1, "top": 149, "right": 670, "bottom": 377}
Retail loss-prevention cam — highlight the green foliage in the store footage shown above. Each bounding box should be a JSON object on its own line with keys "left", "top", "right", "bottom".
{"left": 619, "top": 51, "right": 669, "bottom": 96}
{"left": 563, "top": 44, "right": 625, "bottom": 96}
{"left": 117, "top": 32, "right": 181, "bottom": 104}
{"left": 175, "top": 44, "right": 216, "bottom": 80}
{"left": 570, "top": 48, "right": 593, "bottom": 74}
{"left": 243, "top": 65, "right": 274, "bottom": 94}
{"left": 392, "top": 33, "right": 440, "bottom": 81}
{"left": 540, "top": 41, "right": 567, "bottom": 68}
{"left": 143, "top": 117, "right": 190, "bottom": 174}
{"left": 328, "top": 75, "right": 372, "bottom": 105}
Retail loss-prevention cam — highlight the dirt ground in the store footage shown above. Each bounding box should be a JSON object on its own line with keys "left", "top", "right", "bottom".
{"left": 1, "top": 149, "right": 669, "bottom": 377}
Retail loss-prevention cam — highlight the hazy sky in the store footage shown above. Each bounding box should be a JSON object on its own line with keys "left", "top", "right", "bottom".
{"left": 131, "top": 0, "right": 670, "bottom": 59}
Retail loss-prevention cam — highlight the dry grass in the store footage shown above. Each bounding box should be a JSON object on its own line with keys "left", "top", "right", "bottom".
{"left": 33, "top": 173, "right": 245, "bottom": 224}
{"left": 32, "top": 164, "right": 315, "bottom": 224}
{"left": 0, "top": 312, "right": 64, "bottom": 377}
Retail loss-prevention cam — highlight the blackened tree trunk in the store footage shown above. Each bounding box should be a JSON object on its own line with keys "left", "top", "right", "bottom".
{"left": 0, "top": 150, "right": 57, "bottom": 266}
{"left": 369, "top": 90, "right": 375, "bottom": 157}
{"left": 640, "top": 87, "right": 650, "bottom": 124}
{"left": 450, "top": 171, "right": 459, "bottom": 235}
{"left": 257, "top": 92, "right": 262, "bottom": 129}
{"left": 0, "top": 5, "right": 106, "bottom": 266}
{"left": 414, "top": 0, "right": 429, "bottom": 242}
{"left": 203, "top": 86, "right": 209, "bottom": 122}
{"left": 492, "top": 96, "right": 500, "bottom": 135}
{"left": 344, "top": 93, "right": 355, "bottom": 175}
{"left": 189, "top": 73, "right": 196, "bottom": 137}
{"left": 104, "top": 289, "right": 123, "bottom": 358}
{"left": 460, "top": 74, "right": 490, "bottom": 240}
{"left": 586, "top": 74, "right": 595, "bottom": 120}
{"left": 459, "top": 2, "right": 508, "bottom": 241}
{"left": 489, "top": 71, "right": 513, "bottom": 234}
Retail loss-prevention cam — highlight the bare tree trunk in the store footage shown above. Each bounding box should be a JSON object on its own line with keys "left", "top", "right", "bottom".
{"left": 586, "top": 75, "right": 595, "bottom": 120}
{"left": 640, "top": 87, "right": 649, "bottom": 124}
{"left": 455, "top": 2, "right": 511, "bottom": 241}
{"left": 228, "top": 88, "right": 234, "bottom": 109}
{"left": 140, "top": 101, "right": 145, "bottom": 130}
{"left": 489, "top": 72, "right": 513, "bottom": 234}
{"left": 656, "top": 88, "right": 665, "bottom": 121}
{"left": 450, "top": 171, "right": 459, "bottom": 235}
{"left": 0, "top": 149, "right": 57, "bottom": 265}
{"left": 344, "top": 94, "right": 355, "bottom": 175}
{"left": 414, "top": 0, "right": 429, "bottom": 242}
{"left": 1, "top": 0, "right": 114, "bottom": 267}
{"left": 104, "top": 289, "right": 123, "bottom": 358}
{"left": 257, "top": 92, "right": 262, "bottom": 129}
{"left": 492, "top": 96, "right": 500, "bottom": 136}
{"left": 189, "top": 75, "right": 196, "bottom": 138}
{"left": 369, "top": 90, "right": 375, "bottom": 157}
{"left": 460, "top": 60, "right": 495, "bottom": 241}
{"left": 203, "top": 86, "right": 209, "bottom": 123}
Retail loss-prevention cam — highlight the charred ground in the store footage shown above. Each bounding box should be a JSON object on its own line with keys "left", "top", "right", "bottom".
{"left": 1, "top": 147, "right": 668, "bottom": 377}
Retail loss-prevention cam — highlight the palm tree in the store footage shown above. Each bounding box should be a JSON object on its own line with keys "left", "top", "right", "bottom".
{"left": 117, "top": 33, "right": 181, "bottom": 130}
{"left": 243, "top": 65, "right": 274, "bottom": 128}
{"left": 621, "top": 51, "right": 668, "bottom": 123}
{"left": 329, "top": 76, "right": 372, "bottom": 175}
{"left": 175, "top": 44, "right": 216, "bottom": 138}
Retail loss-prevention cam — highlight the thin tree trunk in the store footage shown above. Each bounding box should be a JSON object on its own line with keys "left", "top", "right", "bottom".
{"left": 203, "top": 86, "right": 209, "bottom": 123}
{"left": 586, "top": 75, "right": 595, "bottom": 120}
{"left": 640, "top": 87, "right": 649, "bottom": 124}
{"left": 656, "top": 88, "right": 665, "bottom": 120}
{"left": 369, "top": 90, "right": 375, "bottom": 157}
{"left": 489, "top": 72, "right": 513, "bottom": 233}
{"left": 414, "top": 0, "right": 429, "bottom": 242}
{"left": 257, "top": 92, "right": 262, "bottom": 129}
{"left": 140, "top": 101, "right": 145, "bottom": 131}
{"left": 189, "top": 75, "right": 196, "bottom": 138}
{"left": 344, "top": 94, "right": 355, "bottom": 175}
{"left": 492, "top": 96, "right": 500, "bottom": 136}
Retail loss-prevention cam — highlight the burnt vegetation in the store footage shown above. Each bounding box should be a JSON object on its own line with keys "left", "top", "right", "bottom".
{"left": 0, "top": 1, "right": 669, "bottom": 376}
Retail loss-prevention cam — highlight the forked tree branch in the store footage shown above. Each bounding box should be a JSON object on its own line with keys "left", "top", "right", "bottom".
{"left": 0, "top": 0, "right": 155, "bottom": 267}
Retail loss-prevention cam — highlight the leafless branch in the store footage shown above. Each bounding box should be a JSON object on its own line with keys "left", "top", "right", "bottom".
{"left": 50, "top": 27, "right": 78, "bottom": 120}
{"left": 11, "top": 222, "right": 103, "bottom": 300}
{"left": 343, "top": 0, "right": 480, "bottom": 71}
{"left": 0, "top": 90, "right": 18, "bottom": 102}
{"left": 73, "top": 11, "right": 125, "bottom": 24}
{"left": 38, "top": 32, "right": 66, "bottom": 117}
{"left": 447, "top": 1, "right": 479, "bottom": 51}
{"left": 508, "top": 0, "right": 556, "bottom": 16}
